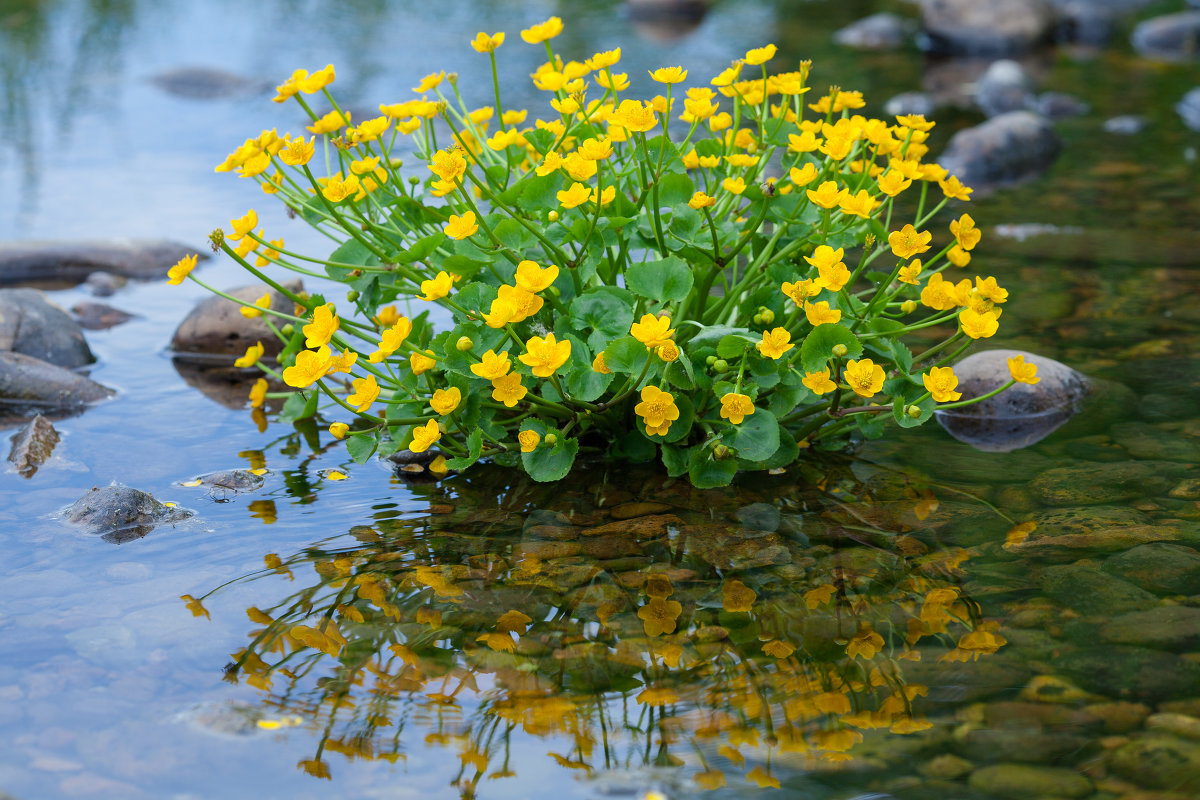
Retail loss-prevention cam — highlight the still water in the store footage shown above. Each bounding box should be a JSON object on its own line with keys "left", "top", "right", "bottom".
{"left": 2, "top": 0, "right": 1200, "bottom": 798}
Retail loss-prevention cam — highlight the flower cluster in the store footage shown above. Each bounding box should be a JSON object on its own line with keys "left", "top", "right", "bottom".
{"left": 176, "top": 17, "right": 1035, "bottom": 485}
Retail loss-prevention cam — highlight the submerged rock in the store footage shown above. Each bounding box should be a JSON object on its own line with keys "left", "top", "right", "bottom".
{"left": 967, "top": 764, "right": 1091, "bottom": 798}
{"left": 938, "top": 111, "right": 1061, "bottom": 191}
{"left": 1108, "top": 735, "right": 1200, "bottom": 790}
{"left": 1040, "top": 562, "right": 1158, "bottom": 615}
{"left": 181, "top": 469, "right": 265, "bottom": 497}
{"left": 7, "top": 414, "right": 59, "bottom": 478}
{"left": 1100, "top": 606, "right": 1200, "bottom": 651}
{"left": 1029, "top": 461, "right": 1187, "bottom": 506}
{"left": 1056, "top": 646, "right": 1200, "bottom": 702}
{"left": 0, "top": 240, "right": 204, "bottom": 286}
{"left": 1104, "top": 114, "right": 1150, "bottom": 135}
{"left": 1031, "top": 91, "right": 1089, "bottom": 119}
{"left": 833, "top": 12, "right": 916, "bottom": 50}
{"left": 0, "top": 289, "right": 94, "bottom": 368}
{"left": 64, "top": 484, "right": 193, "bottom": 543}
{"left": 918, "top": 0, "right": 1056, "bottom": 55}
{"left": 170, "top": 280, "right": 302, "bottom": 360}
{"left": 0, "top": 352, "right": 113, "bottom": 409}
{"left": 149, "top": 66, "right": 267, "bottom": 100}
{"left": 1104, "top": 542, "right": 1200, "bottom": 595}
{"left": 71, "top": 301, "right": 136, "bottom": 330}
{"left": 1109, "top": 421, "right": 1200, "bottom": 462}
{"left": 1132, "top": 12, "right": 1200, "bottom": 61}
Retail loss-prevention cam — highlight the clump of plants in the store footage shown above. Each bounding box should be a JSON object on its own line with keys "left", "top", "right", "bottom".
{"left": 171, "top": 16, "right": 1037, "bottom": 486}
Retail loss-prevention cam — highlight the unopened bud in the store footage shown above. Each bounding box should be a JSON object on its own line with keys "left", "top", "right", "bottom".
{"left": 544, "top": 433, "right": 558, "bottom": 446}
{"left": 713, "top": 444, "right": 734, "bottom": 460}
{"left": 408, "top": 175, "right": 420, "bottom": 185}
{"left": 548, "top": 210, "right": 559, "bottom": 223}
{"left": 456, "top": 336, "right": 474, "bottom": 351}
{"left": 713, "top": 359, "right": 729, "bottom": 374}
{"left": 280, "top": 323, "right": 295, "bottom": 337}
{"left": 346, "top": 290, "right": 359, "bottom": 302}
{"left": 901, "top": 300, "right": 918, "bottom": 314}
{"left": 760, "top": 308, "right": 775, "bottom": 324}
{"left": 906, "top": 405, "right": 922, "bottom": 419}
{"left": 832, "top": 344, "right": 848, "bottom": 357}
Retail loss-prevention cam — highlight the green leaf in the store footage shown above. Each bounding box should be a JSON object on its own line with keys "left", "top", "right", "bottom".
{"left": 329, "top": 237, "right": 381, "bottom": 268}
{"left": 722, "top": 408, "right": 779, "bottom": 462}
{"left": 656, "top": 172, "right": 696, "bottom": 208}
{"left": 345, "top": 432, "right": 379, "bottom": 463}
{"left": 442, "top": 254, "right": 490, "bottom": 280}
{"left": 718, "top": 334, "right": 754, "bottom": 359}
{"left": 522, "top": 434, "right": 578, "bottom": 482}
{"left": 800, "top": 323, "right": 862, "bottom": 374}
{"left": 667, "top": 204, "right": 702, "bottom": 243}
{"left": 278, "top": 391, "right": 312, "bottom": 424}
{"left": 613, "top": 429, "right": 657, "bottom": 462}
{"left": 564, "top": 334, "right": 614, "bottom": 401}
{"left": 445, "top": 428, "right": 484, "bottom": 469}
{"left": 663, "top": 359, "right": 694, "bottom": 390}
{"left": 661, "top": 444, "right": 692, "bottom": 477}
{"left": 569, "top": 287, "right": 635, "bottom": 344}
{"left": 524, "top": 128, "right": 556, "bottom": 155}
{"left": 894, "top": 395, "right": 935, "bottom": 428}
{"left": 689, "top": 448, "right": 737, "bottom": 488}
{"left": 603, "top": 336, "right": 649, "bottom": 375}
{"left": 739, "top": 424, "right": 797, "bottom": 471}
{"left": 517, "top": 173, "right": 560, "bottom": 211}
{"left": 626, "top": 255, "right": 694, "bottom": 303}
{"left": 493, "top": 218, "right": 536, "bottom": 252}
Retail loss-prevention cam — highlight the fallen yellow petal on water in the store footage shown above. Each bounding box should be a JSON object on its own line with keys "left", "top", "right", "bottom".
{"left": 326, "top": 470, "right": 348, "bottom": 481}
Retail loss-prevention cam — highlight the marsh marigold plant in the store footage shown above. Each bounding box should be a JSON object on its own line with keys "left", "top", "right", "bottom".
{"left": 180, "top": 17, "right": 1034, "bottom": 486}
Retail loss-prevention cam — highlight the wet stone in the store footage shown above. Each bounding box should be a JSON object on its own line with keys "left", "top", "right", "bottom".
{"left": 967, "top": 763, "right": 1092, "bottom": 799}
{"left": 170, "top": 280, "right": 303, "bottom": 360}
{"left": 608, "top": 501, "right": 672, "bottom": 520}
{"left": 918, "top": 0, "right": 1056, "bottom": 55}
{"left": 0, "top": 239, "right": 204, "bottom": 286}
{"left": 1081, "top": 701, "right": 1151, "bottom": 733}
{"left": 1030, "top": 462, "right": 1186, "bottom": 506}
{"left": 1040, "top": 563, "right": 1158, "bottom": 615}
{"left": 1056, "top": 646, "right": 1200, "bottom": 702}
{"left": 955, "top": 724, "right": 1091, "bottom": 765}
{"left": 0, "top": 289, "right": 94, "bottom": 368}
{"left": 973, "top": 59, "right": 1035, "bottom": 117}
{"left": 1108, "top": 735, "right": 1200, "bottom": 791}
{"left": 0, "top": 352, "right": 113, "bottom": 410}
{"left": 64, "top": 484, "right": 194, "bottom": 544}
{"left": 884, "top": 91, "right": 935, "bottom": 118}
{"left": 149, "top": 66, "right": 267, "bottom": 99}
{"left": 1131, "top": 12, "right": 1200, "bottom": 61}
{"left": 71, "top": 301, "right": 136, "bottom": 330}
{"left": 937, "top": 111, "right": 1061, "bottom": 191}
{"left": 183, "top": 469, "right": 265, "bottom": 493}
{"left": 1105, "top": 543, "right": 1200, "bottom": 596}
{"left": 1179, "top": 87, "right": 1200, "bottom": 132}
{"left": 1008, "top": 505, "right": 1179, "bottom": 560}
{"left": 1032, "top": 92, "right": 1089, "bottom": 119}
{"left": 918, "top": 753, "right": 973, "bottom": 780}
{"left": 1171, "top": 479, "right": 1200, "bottom": 500}
{"left": 1109, "top": 421, "right": 1200, "bottom": 462}
{"left": 1100, "top": 606, "right": 1200, "bottom": 651}
{"left": 7, "top": 414, "right": 59, "bottom": 478}
{"left": 832, "top": 12, "right": 916, "bottom": 49}
{"left": 1147, "top": 712, "right": 1200, "bottom": 740}
{"left": 1104, "top": 114, "right": 1150, "bottom": 135}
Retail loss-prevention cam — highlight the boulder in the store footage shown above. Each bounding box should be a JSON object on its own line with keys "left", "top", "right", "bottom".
{"left": 170, "top": 280, "right": 302, "bottom": 360}
{"left": 833, "top": 13, "right": 916, "bottom": 50}
{"left": 83, "top": 271, "right": 125, "bottom": 296}
{"left": 1056, "top": 646, "right": 1200, "bottom": 702}
{"left": 1039, "top": 563, "right": 1158, "bottom": 615}
{"left": 884, "top": 91, "right": 936, "bottom": 118}
{"left": 0, "top": 352, "right": 113, "bottom": 409}
{"left": 1029, "top": 462, "right": 1186, "bottom": 507}
{"left": 0, "top": 239, "right": 204, "bottom": 286}
{"left": 72, "top": 302, "right": 136, "bottom": 330}
{"left": 1100, "top": 606, "right": 1200, "bottom": 651}
{"left": 938, "top": 111, "right": 1061, "bottom": 191}
{"left": 1031, "top": 92, "right": 1088, "bottom": 119}
{"left": 918, "top": 0, "right": 1056, "bottom": 55}
{"left": 973, "top": 60, "right": 1035, "bottom": 117}
{"left": 625, "top": 0, "right": 709, "bottom": 42}
{"left": 64, "top": 484, "right": 193, "bottom": 544}
{"left": 1132, "top": 12, "right": 1200, "bottom": 61}
{"left": 0, "top": 289, "right": 94, "bottom": 368}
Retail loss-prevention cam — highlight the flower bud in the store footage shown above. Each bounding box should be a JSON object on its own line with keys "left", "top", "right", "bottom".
{"left": 549, "top": 286, "right": 561, "bottom": 297}
{"left": 547, "top": 210, "right": 559, "bottom": 223}
{"left": 906, "top": 405, "right": 922, "bottom": 419}
{"left": 713, "top": 444, "right": 734, "bottom": 460}
{"left": 900, "top": 300, "right": 918, "bottom": 314}
{"left": 346, "top": 290, "right": 359, "bottom": 302}
{"left": 752, "top": 313, "right": 764, "bottom": 326}
{"left": 544, "top": 433, "right": 559, "bottom": 446}
{"left": 408, "top": 175, "right": 420, "bottom": 185}
{"left": 831, "top": 344, "right": 848, "bottom": 357}
{"left": 456, "top": 336, "right": 474, "bottom": 352}
{"left": 760, "top": 308, "right": 775, "bottom": 324}
{"left": 280, "top": 323, "right": 295, "bottom": 337}
{"left": 713, "top": 359, "right": 729, "bottom": 373}
{"left": 705, "top": 355, "right": 717, "bottom": 366}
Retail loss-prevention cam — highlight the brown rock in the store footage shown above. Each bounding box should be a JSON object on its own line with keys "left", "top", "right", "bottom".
{"left": 7, "top": 414, "right": 59, "bottom": 477}
{"left": 609, "top": 501, "right": 673, "bottom": 520}
{"left": 170, "top": 280, "right": 303, "bottom": 359}
{"left": 580, "top": 514, "right": 683, "bottom": 537}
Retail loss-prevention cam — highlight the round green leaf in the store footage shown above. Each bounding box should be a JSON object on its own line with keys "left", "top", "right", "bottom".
{"left": 626, "top": 256, "right": 694, "bottom": 303}
{"left": 800, "top": 323, "right": 862, "bottom": 374}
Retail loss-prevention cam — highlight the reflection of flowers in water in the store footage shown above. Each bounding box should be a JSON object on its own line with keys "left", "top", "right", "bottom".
{"left": 191, "top": 465, "right": 1008, "bottom": 792}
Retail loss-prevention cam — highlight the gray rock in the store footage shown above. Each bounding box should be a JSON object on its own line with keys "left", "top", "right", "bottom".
{"left": 83, "top": 271, "right": 125, "bottom": 296}
{"left": 884, "top": 91, "right": 936, "bottom": 118}
{"left": 967, "top": 764, "right": 1091, "bottom": 798}
{"left": 1030, "top": 461, "right": 1187, "bottom": 506}
{"left": 1132, "top": 12, "right": 1200, "bottom": 61}
{"left": 833, "top": 12, "right": 916, "bottom": 50}
{"left": 938, "top": 111, "right": 1061, "bottom": 190}
{"left": 149, "top": 67, "right": 267, "bottom": 100}
{"left": 1031, "top": 91, "right": 1088, "bottom": 119}
{"left": 1105, "top": 543, "right": 1200, "bottom": 595}
{"left": 1108, "top": 735, "right": 1200, "bottom": 791}
{"left": 1056, "top": 646, "right": 1200, "bottom": 702}
{"left": 1101, "top": 606, "right": 1200, "bottom": 651}
{"left": 64, "top": 484, "right": 193, "bottom": 544}
{"left": 933, "top": 349, "right": 1086, "bottom": 451}
{"left": 7, "top": 414, "right": 59, "bottom": 478}
{"left": 625, "top": 0, "right": 709, "bottom": 42}
{"left": 1040, "top": 563, "right": 1158, "bottom": 615}
{"left": 170, "top": 280, "right": 302, "bottom": 360}
{"left": 0, "top": 289, "right": 94, "bottom": 368}
{"left": 183, "top": 469, "right": 265, "bottom": 494}
{"left": 973, "top": 59, "right": 1035, "bottom": 117}
{"left": 0, "top": 352, "right": 113, "bottom": 409}
{"left": 1104, "top": 114, "right": 1150, "bottom": 135}
{"left": 918, "top": 0, "right": 1056, "bottom": 55}
{"left": 0, "top": 239, "right": 205, "bottom": 286}
{"left": 71, "top": 301, "right": 136, "bottom": 330}
{"left": 1178, "top": 87, "right": 1200, "bottom": 131}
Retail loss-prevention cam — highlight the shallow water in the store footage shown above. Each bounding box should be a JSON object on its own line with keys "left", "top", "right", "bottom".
{"left": 3, "top": 0, "right": 1200, "bottom": 798}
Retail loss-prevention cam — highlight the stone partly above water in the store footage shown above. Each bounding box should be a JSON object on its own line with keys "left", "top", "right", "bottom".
{"left": 181, "top": 470, "right": 265, "bottom": 493}
{"left": 0, "top": 288, "right": 95, "bottom": 369}
{"left": 170, "top": 280, "right": 303, "bottom": 360}
{"left": 64, "top": 484, "right": 194, "bottom": 544}
{"left": 6, "top": 414, "right": 59, "bottom": 478}
{"left": 0, "top": 239, "right": 204, "bottom": 286}
{"left": 0, "top": 352, "right": 113, "bottom": 409}
{"left": 937, "top": 112, "right": 1061, "bottom": 191}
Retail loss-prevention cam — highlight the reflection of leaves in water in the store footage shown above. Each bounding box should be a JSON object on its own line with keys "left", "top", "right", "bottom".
{"left": 197, "top": 461, "right": 1009, "bottom": 791}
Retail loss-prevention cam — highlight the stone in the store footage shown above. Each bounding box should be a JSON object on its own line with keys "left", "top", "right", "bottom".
{"left": 1040, "top": 563, "right": 1158, "bottom": 615}
{"left": 967, "top": 764, "right": 1092, "bottom": 798}
{"left": 883, "top": 91, "right": 936, "bottom": 118}
{"left": 0, "top": 239, "right": 204, "bottom": 286}
{"left": 0, "top": 352, "right": 113, "bottom": 409}
{"left": 1147, "top": 712, "right": 1200, "bottom": 740}
{"left": 609, "top": 501, "right": 673, "bottom": 520}
{"left": 1179, "top": 87, "right": 1200, "bottom": 132}
{"left": 919, "top": 753, "right": 973, "bottom": 780}
{"left": 1109, "top": 421, "right": 1200, "bottom": 462}
{"left": 149, "top": 66, "right": 267, "bottom": 100}
{"left": 937, "top": 112, "right": 1061, "bottom": 191}
{"left": 1104, "top": 114, "right": 1150, "bottom": 135}
{"left": 1081, "top": 701, "right": 1151, "bottom": 733}
{"left": 83, "top": 271, "right": 124, "bottom": 296}
{"left": 1171, "top": 479, "right": 1200, "bottom": 500}
{"left": 1030, "top": 462, "right": 1186, "bottom": 507}
{"left": 1031, "top": 92, "right": 1089, "bottom": 119}
{"left": 63, "top": 484, "right": 194, "bottom": 544}
{"left": 973, "top": 59, "right": 1035, "bottom": 117}
{"left": 956, "top": 724, "right": 1091, "bottom": 764}
{"left": 933, "top": 349, "right": 1085, "bottom": 451}
{"left": 625, "top": 0, "right": 709, "bottom": 42}
{"left": 0, "top": 289, "right": 94, "bottom": 368}
{"left": 7, "top": 414, "right": 59, "bottom": 478}
{"left": 1105, "top": 543, "right": 1200, "bottom": 595}
{"left": 1100, "top": 606, "right": 1200, "bottom": 651}
{"left": 1132, "top": 12, "right": 1200, "bottom": 61}
{"left": 1108, "top": 735, "right": 1200, "bottom": 790}
{"left": 1056, "top": 646, "right": 1200, "bottom": 702}
{"left": 71, "top": 302, "right": 135, "bottom": 330}
{"left": 918, "top": 0, "right": 1056, "bottom": 55}
{"left": 170, "top": 280, "right": 303, "bottom": 360}
{"left": 182, "top": 469, "right": 265, "bottom": 495}
{"left": 832, "top": 12, "right": 916, "bottom": 50}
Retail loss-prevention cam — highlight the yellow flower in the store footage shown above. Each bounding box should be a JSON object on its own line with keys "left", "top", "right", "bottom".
{"left": 803, "top": 368, "right": 837, "bottom": 395}
{"left": 649, "top": 66, "right": 688, "bottom": 84}
{"left": 430, "top": 387, "right": 461, "bottom": 416}
{"left": 655, "top": 342, "right": 679, "bottom": 362}
{"left": 307, "top": 109, "right": 350, "bottom": 135}
{"left": 249, "top": 378, "right": 268, "bottom": 408}
{"left": 519, "top": 333, "right": 571, "bottom": 377}
{"left": 282, "top": 348, "right": 331, "bottom": 388}
{"left": 369, "top": 318, "right": 413, "bottom": 362}
{"left": 347, "top": 375, "right": 380, "bottom": 412}
{"left": 167, "top": 253, "right": 198, "bottom": 285}
{"left": 722, "top": 176, "right": 746, "bottom": 194}
{"left": 763, "top": 639, "right": 795, "bottom": 659}
{"left": 634, "top": 385, "right": 679, "bottom": 437}
{"left": 521, "top": 16, "right": 563, "bottom": 44}
{"left": 950, "top": 213, "right": 982, "bottom": 251}
{"left": 279, "top": 136, "right": 314, "bottom": 166}
{"left": 789, "top": 163, "right": 819, "bottom": 187}
{"left": 471, "top": 349, "right": 512, "bottom": 380}
{"left": 781, "top": 279, "right": 818, "bottom": 305}
{"left": 920, "top": 273, "right": 959, "bottom": 310}
{"left": 557, "top": 182, "right": 590, "bottom": 209}
{"left": 444, "top": 212, "right": 478, "bottom": 240}
{"left": 960, "top": 307, "right": 999, "bottom": 339}
{"left": 947, "top": 244, "right": 971, "bottom": 267}
{"left": 409, "top": 419, "right": 441, "bottom": 453}
{"left": 181, "top": 594, "right": 210, "bottom": 620}
{"left": 806, "top": 245, "right": 850, "bottom": 291}
{"left": 514, "top": 261, "right": 559, "bottom": 293}
{"left": 877, "top": 169, "right": 912, "bottom": 196}
{"left": 588, "top": 47, "right": 621, "bottom": 70}
{"left": 756, "top": 327, "right": 794, "bottom": 359}
{"left": 577, "top": 136, "right": 614, "bottom": 160}
{"left": 688, "top": 191, "right": 716, "bottom": 209}
{"left": 1008, "top": 355, "right": 1040, "bottom": 384}
{"left": 898, "top": 259, "right": 922, "bottom": 285}
{"left": 234, "top": 341, "right": 264, "bottom": 368}
{"left": 613, "top": 98, "right": 657, "bottom": 133}
{"left": 482, "top": 297, "right": 518, "bottom": 328}
{"left": 839, "top": 188, "right": 880, "bottom": 218}
{"left": 804, "top": 301, "right": 842, "bottom": 326}
{"left": 228, "top": 209, "right": 258, "bottom": 243}
{"left": 410, "top": 349, "right": 437, "bottom": 375}
{"left": 562, "top": 152, "right": 597, "bottom": 181}
{"left": 429, "top": 149, "right": 466, "bottom": 182}
{"left": 272, "top": 68, "right": 307, "bottom": 103}
{"left": 844, "top": 358, "right": 884, "bottom": 398}
{"left": 535, "top": 151, "right": 563, "bottom": 177}
{"left": 888, "top": 224, "right": 933, "bottom": 259}
{"left": 591, "top": 185, "right": 617, "bottom": 206}
{"left": 592, "top": 352, "right": 611, "bottom": 374}
{"left": 720, "top": 392, "right": 756, "bottom": 425}
{"left": 846, "top": 624, "right": 886, "bottom": 659}
{"left": 299, "top": 64, "right": 335, "bottom": 93}
{"left": 329, "top": 422, "right": 349, "bottom": 440}
{"left": 491, "top": 372, "right": 527, "bottom": 407}
{"left": 302, "top": 304, "right": 339, "bottom": 348}
{"left": 630, "top": 313, "right": 675, "bottom": 348}
{"left": 419, "top": 271, "right": 455, "bottom": 301}
{"left": 722, "top": 579, "right": 757, "bottom": 612}
{"left": 413, "top": 71, "right": 444, "bottom": 92}
{"left": 518, "top": 430, "right": 541, "bottom": 453}
{"left": 637, "top": 596, "right": 682, "bottom": 636}
{"left": 743, "top": 43, "right": 777, "bottom": 65}
{"left": 239, "top": 292, "right": 270, "bottom": 319}
{"left": 974, "top": 275, "right": 1008, "bottom": 304}
{"left": 496, "top": 284, "right": 544, "bottom": 322}
{"left": 806, "top": 180, "right": 845, "bottom": 209}
{"left": 321, "top": 173, "right": 360, "bottom": 202}
{"left": 470, "top": 31, "right": 505, "bottom": 53}
{"left": 939, "top": 175, "right": 973, "bottom": 201}
{"left": 922, "top": 366, "right": 962, "bottom": 402}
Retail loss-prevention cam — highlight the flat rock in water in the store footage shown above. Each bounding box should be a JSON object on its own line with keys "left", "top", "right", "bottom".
{"left": 64, "top": 484, "right": 193, "bottom": 543}
{"left": 1104, "top": 542, "right": 1200, "bottom": 595}
{"left": 1178, "top": 87, "right": 1200, "bottom": 131}
{"left": 7, "top": 414, "right": 59, "bottom": 478}
{"left": 1029, "top": 461, "right": 1187, "bottom": 506}
{"left": 149, "top": 67, "right": 268, "bottom": 100}
{"left": 0, "top": 240, "right": 205, "bottom": 286}
{"left": 72, "top": 301, "right": 136, "bottom": 330}
{"left": 170, "top": 280, "right": 302, "bottom": 360}
{"left": 1132, "top": 11, "right": 1200, "bottom": 61}
{"left": 0, "top": 289, "right": 94, "bottom": 368}
{"left": 1100, "top": 606, "right": 1200, "bottom": 651}
{"left": 1057, "top": 646, "right": 1200, "bottom": 702}
{"left": 1108, "top": 735, "right": 1200, "bottom": 790}
{"left": 967, "top": 764, "right": 1092, "bottom": 799}
{"left": 833, "top": 12, "right": 916, "bottom": 50}
{"left": 938, "top": 112, "right": 1061, "bottom": 191}
{"left": 1039, "top": 563, "right": 1158, "bottom": 615}
{"left": 182, "top": 469, "right": 265, "bottom": 493}
{"left": 0, "top": 352, "right": 113, "bottom": 409}
{"left": 918, "top": 0, "right": 1056, "bottom": 55}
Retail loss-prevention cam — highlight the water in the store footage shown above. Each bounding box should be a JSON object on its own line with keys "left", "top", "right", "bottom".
{"left": 2, "top": 0, "right": 1200, "bottom": 798}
